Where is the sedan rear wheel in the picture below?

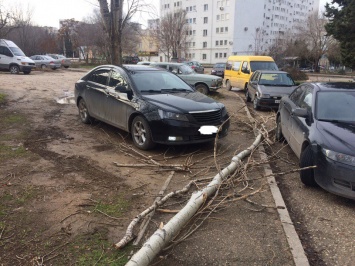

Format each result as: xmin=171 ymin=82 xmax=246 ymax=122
xmin=78 ymin=99 xmax=92 ymax=124
xmin=131 ymin=116 xmax=155 ymax=150
xmin=300 ymin=145 xmax=318 ymax=186
xmin=41 ymin=64 xmax=47 ymax=69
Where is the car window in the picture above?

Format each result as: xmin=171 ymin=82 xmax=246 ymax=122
xmin=131 ymin=71 xmax=193 ymax=93
xmin=250 ymin=61 xmax=278 ymax=72
xmin=226 ymin=61 xmax=232 ymax=70
xmin=259 ymin=73 xmax=295 ymax=86
xmin=316 ymin=91 xmax=355 ymax=121
xmin=0 ymin=46 xmax=13 ymax=57
xmin=179 ymin=64 xmax=194 ymax=74
xmin=289 ymin=86 xmax=306 ymax=106
xmin=250 ymin=72 xmax=258 ymax=82
xmin=87 ymin=68 xmax=110 ymax=86
xmin=232 ymin=61 xmax=241 ymax=71
xmin=241 ymin=61 xmax=249 ymax=72
xmin=298 ymin=86 xmax=313 ymax=109
xmin=108 ymin=70 xmax=128 ymax=88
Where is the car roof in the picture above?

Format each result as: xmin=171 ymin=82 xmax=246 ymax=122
xmin=151 ymin=62 xmax=184 ymax=66
xmin=314 ymin=82 xmax=355 ymax=91
xmin=255 ymin=70 xmax=289 ymax=74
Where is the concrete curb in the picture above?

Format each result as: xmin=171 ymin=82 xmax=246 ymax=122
xmin=237 ymin=94 xmax=310 ymax=266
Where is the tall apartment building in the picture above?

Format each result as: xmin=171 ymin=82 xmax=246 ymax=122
xmin=160 ymin=0 xmax=320 ymax=64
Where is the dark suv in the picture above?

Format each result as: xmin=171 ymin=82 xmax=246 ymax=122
xmin=122 ymin=56 xmax=140 ymax=64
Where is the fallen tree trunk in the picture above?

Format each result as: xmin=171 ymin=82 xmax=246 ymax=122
xmin=125 ymin=133 xmax=263 ymax=266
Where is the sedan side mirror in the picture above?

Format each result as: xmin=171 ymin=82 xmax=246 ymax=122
xmin=115 ymin=85 xmax=133 ymax=100
xmin=292 ymin=107 xmax=308 ymax=118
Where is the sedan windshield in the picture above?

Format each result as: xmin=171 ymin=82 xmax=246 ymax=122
xmin=131 ymin=71 xmax=194 ymax=93
xmin=316 ymin=91 xmax=355 ymax=122
xmin=259 ymin=73 xmax=295 ymax=86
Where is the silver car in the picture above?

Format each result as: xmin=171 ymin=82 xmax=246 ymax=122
xmin=47 ymin=54 xmax=71 ymax=68
xmin=30 ymin=55 xmax=61 ymax=70
xmin=246 ymin=70 xmax=297 ymax=110
xmin=150 ymin=62 xmax=222 ymax=95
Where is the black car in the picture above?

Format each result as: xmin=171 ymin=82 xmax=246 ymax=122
xmin=246 ymin=70 xmax=297 ymax=110
xmin=276 ymin=82 xmax=355 ymax=200
xmin=211 ymin=62 xmax=226 ymax=78
xmin=122 ymin=56 xmax=140 ymax=64
xmin=74 ymin=65 xmax=230 ymax=150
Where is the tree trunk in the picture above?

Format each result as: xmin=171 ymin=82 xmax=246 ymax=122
xmin=125 ymin=134 xmax=263 ymax=266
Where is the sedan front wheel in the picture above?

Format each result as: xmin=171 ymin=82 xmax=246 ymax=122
xmin=131 ymin=116 xmax=155 ymax=150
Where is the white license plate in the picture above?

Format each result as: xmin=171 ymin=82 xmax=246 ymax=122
xmin=275 ymin=100 xmax=280 ymax=103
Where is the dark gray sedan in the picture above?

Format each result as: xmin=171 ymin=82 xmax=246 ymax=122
xmin=276 ymin=82 xmax=355 ymax=200
xmin=74 ymin=65 xmax=230 ymax=150
xmin=246 ymin=70 xmax=297 ymax=110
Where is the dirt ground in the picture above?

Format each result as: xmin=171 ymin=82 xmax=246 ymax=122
xmin=0 ymin=68 xmax=293 ymax=265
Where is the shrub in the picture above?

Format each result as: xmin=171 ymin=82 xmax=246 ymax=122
xmin=282 ymin=66 xmax=309 ymax=81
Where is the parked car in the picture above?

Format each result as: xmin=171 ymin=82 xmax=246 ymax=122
xmin=211 ymin=62 xmax=226 ymax=78
xmin=246 ymin=70 xmax=297 ymax=110
xmin=137 ymin=61 xmax=152 ymax=65
xmin=0 ymin=39 xmax=35 ymax=74
xmin=276 ymin=82 xmax=355 ymax=200
xmin=224 ymin=55 xmax=278 ymax=91
xmin=122 ymin=56 xmax=140 ymax=64
xmin=74 ymin=65 xmax=230 ymax=150
xmin=185 ymin=61 xmax=204 ymax=74
xmin=30 ymin=55 xmax=61 ymax=70
xmin=47 ymin=54 xmax=71 ymax=68
xmin=150 ymin=62 xmax=223 ymax=95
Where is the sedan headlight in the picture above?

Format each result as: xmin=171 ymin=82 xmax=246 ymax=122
xmin=221 ymin=106 xmax=228 ymax=117
xmin=260 ymin=93 xmax=271 ymax=99
xmin=158 ymin=110 xmax=189 ymax=121
xmin=322 ymin=148 xmax=355 ymax=167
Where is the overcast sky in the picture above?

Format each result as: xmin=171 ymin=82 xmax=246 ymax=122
xmin=1 ymin=0 xmax=329 ymax=28
xmin=1 ymin=0 xmax=160 ymax=28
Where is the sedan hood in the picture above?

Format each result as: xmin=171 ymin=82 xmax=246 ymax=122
xmin=142 ymin=92 xmax=222 ymax=113
xmin=316 ymin=121 xmax=355 ymax=155
xmin=259 ymin=85 xmax=297 ymax=97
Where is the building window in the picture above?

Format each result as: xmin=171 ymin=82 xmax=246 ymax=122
xmin=226 ymin=0 xmax=230 ymax=6
xmin=215 ymin=40 xmax=219 ymax=46
xmin=204 ymin=17 xmax=208 ymax=24
xmin=203 ymin=42 xmax=207 ymax=48
xmin=217 ymin=15 xmax=220 ymax=20
xmin=224 ymin=40 xmax=227 ymax=45
xmin=216 ymin=28 xmax=219 ymax=33
xmin=193 ymin=42 xmax=195 ymax=47
xmin=192 ymin=53 xmax=195 ymax=58
xmin=215 ymin=53 xmax=218 ymax=58
xmin=204 ymin=4 xmax=208 ymax=11
xmin=226 ymin=13 xmax=230 ymax=20
xmin=203 ymin=54 xmax=207 ymax=60
xmin=203 ymin=29 xmax=208 ymax=36
xmin=220 ymin=27 xmax=224 ymax=33
xmin=186 ymin=7 xmax=189 ymax=11
xmin=219 ymin=40 xmax=223 ymax=45
xmin=219 ymin=53 xmax=223 ymax=58
xmin=225 ymin=27 xmax=228 ymax=32
xmin=221 ymin=14 xmax=225 ymax=20
xmin=193 ymin=18 xmax=196 ymax=23
xmin=224 ymin=53 xmax=227 ymax=58
xmin=193 ymin=30 xmax=196 ymax=35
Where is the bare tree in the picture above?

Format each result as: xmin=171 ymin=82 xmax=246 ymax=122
xmin=151 ymin=9 xmax=190 ymax=61
xmin=97 ymin=0 xmax=155 ymax=65
xmin=294 ymin=12 xmax=333 ymax=72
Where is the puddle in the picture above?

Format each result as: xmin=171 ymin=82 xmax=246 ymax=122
xmin=56 ymin=96 xmax=75 ymax=104
xmin=56 ymin=89 xmax=75 ymax=104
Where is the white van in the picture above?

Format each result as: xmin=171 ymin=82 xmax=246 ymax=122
xmin=0 ymin=39 xmax=35 ymax=74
